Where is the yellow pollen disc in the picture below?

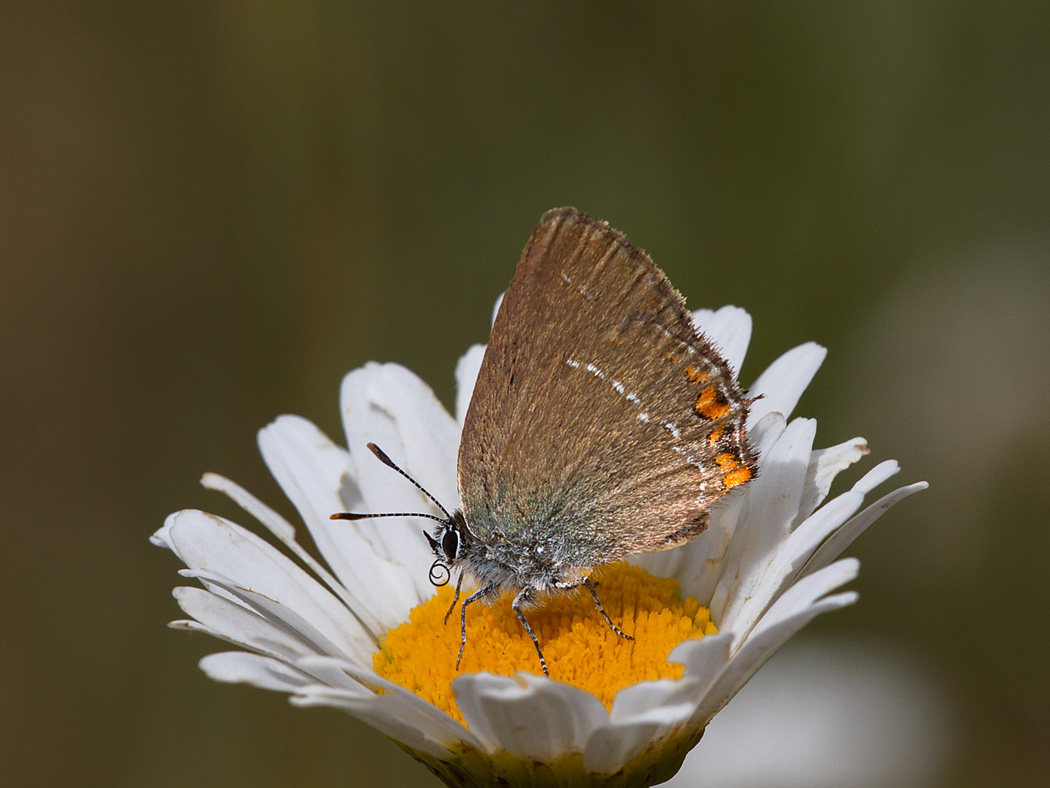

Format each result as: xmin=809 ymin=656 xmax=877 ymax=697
xmin=373 ymin=562 xmax=717 ymax=727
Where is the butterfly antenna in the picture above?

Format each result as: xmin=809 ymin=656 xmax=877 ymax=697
xmin=329 ymin=442 xmax=454 ymax=524
xmin=330 ymin=510 xmax=448 ymax=524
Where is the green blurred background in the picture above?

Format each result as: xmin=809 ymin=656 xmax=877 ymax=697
xmin=3 ymin=3 xmax=1048 ymax=786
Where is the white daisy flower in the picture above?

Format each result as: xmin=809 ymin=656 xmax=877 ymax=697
xmin=153 ymin=303 xmax=925 ymax=788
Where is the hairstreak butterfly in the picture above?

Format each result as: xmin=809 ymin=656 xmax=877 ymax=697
xmin=334 ymin=208 xmax=757 ymax=675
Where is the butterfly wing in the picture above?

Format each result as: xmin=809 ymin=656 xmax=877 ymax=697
xmin=458 ymin=208 xmax=756 ymax=571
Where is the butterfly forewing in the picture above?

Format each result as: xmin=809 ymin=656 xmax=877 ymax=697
xmin=458 ymin=208 xmax=756 ymax=570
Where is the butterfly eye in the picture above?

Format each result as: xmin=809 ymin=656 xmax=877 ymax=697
xmin=441 ymin=528 xmax=459 ymax=560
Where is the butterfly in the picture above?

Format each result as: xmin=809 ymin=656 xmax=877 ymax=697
xmin=334 ymin=208 xmax=757 ymax=675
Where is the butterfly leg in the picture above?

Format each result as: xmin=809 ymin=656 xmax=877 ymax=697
xmin=555 ymin=576 xmax=634 ymax=641
xmin=443 ymin=572 xmax=465 ymax=625
xmin=511 ymin=588 xmax=549 ymax=676
xmin=457 ymin=583 xmax=497 ymax=671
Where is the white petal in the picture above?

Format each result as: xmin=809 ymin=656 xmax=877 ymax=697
xmin=636 ymin=411 xmax=785 ymax=603
xmin=257 ymin=415 xmax=352 ymax=534
xmin=633 ymin=486 xmax=743 ymax=604
xmin=698 ymin=561 xmax=860 ymax=719
xmin=748 ymin=342 xmax=827 ymax=425
xmin=290 ymin=686 xmax=473 ymax=759
xmin=339 ymin=364 xmax=460 ymax=609
xmin=750 ymin=559 xmax=860 ymax=643
xmin=455 ymin=344 xmax=486 ymax=426
xmin=201 ymin=472 xmax=372 ymax=626
xmin=172 ymin=586 xmax=321 ymax=661
xmin=201 ymin=472 xmax=297 ymax=541
xmin=853 ymin=458 xmax=901 ymax=495
xmin=150 ymin=516 xmax=176 ymax=550
xmin=452 ymin=672 xmax=608 ymax=758
xmin=341 ymin=362 xmax=460 ymax=510
xmin=801 ymin=481 xmax=928 ymax=576
xmin=609 ymin=677 xmax=705 ymax=724
xmin=293 ymin=655 xmax=480 ymax=753
xmin=711 ymin=418 xmax=817 ymax=631
xmin=629 ymin=498 xmax=729 ymax=586
xmin=691 ymin=306 xmax=753 ymax=377
xmin=748 ymin=410 xmax=787 ymax=460
xmin=584 ymin=699 xmax=697 ymax=774
xmin=182 ymin=568 xmax=376 ymax=665
xmin=258 ymin=415 xmax=422 ymax=630
xmin=200 ymin=651 xmax=314 ymax=693
xmin=161 ymin=509 xmax=375 ymax=664
xmin=587 ymin=635 xmax=737 ymax=773
xmin=785 ymin=491 xmax=865 ymax=576
xmin=490 ymin=292 xmax=504 ymax=326
xmin=797 ymin=437 xmax=870 ymax=522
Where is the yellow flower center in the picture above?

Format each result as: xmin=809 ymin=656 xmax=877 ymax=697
xmin=374 ymin=561 xmax=716 ymax=726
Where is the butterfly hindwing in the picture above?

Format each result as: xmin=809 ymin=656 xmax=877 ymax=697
xmin=457 ymin=208 xmax=756 ymax=570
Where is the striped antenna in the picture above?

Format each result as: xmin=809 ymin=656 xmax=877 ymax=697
xmin=330 ymin=442 xmax=454 ymax=524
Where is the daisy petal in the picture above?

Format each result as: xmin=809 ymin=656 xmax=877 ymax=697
xmin=200 ymin=651 xmax=314 ymax=693
xmin=802 ymin=482 xmax=928 ymax=576
xmin=609 ymin=677 xmax=706 ymax=724
xmin=202 ymin=472 xmax=297 ymax=542
xmin=750 ymin=559 xmax=861 ymax=643
xmin=159 ymin=510 xmax=375 ymax=663
xmin=172 ymin=586 xmax=321 ymax=661
xmin=291 ymin=685 xmax=474 ymax=759
xmin=258 ymin=415 xmax=423 ymax=629
xmin=853 ymin=458 xmax=901 ymax=495
xmin=182 ymin=568 xmax=374 ymax=664
xmin=639 ymin=487 xmax=744 ymax=605
xmin=340 ymin=362 xmax=460 ymax=512
xmin=453 ymin=673 xmax=608 ymax=758
xmin=700 ymin=561 xmax=860 ymax=718
xmin=455 ymin=344 xmax=486 ymax=426
xmin=583 ymin=702 xmax=697 ymax=774
xmin=671 ymin=632 xmax=735 ymax=691
xmin=691 ymin=306 xmax=752 ymax=377
xmin=749 ymin=410 xmax=788 ymax=460
xmin=786 ymin=491 xmax=866 ymax=574
xmin=797 ymin=437 xmax=870 ymax=521
xmin=295 ymin=655 xmax=480 ymax=749
xmin=711 ymin=417 xmax=817 ymax=631
xmin=748 ymin=342 xmax=827 ymax=424
xmin=338 ymin=364 xmax=460 ymax=606
xmin=201 ymin=472 xmax=371 ymax=622
xmin=651 ymin=409 xmax=785 ymax=603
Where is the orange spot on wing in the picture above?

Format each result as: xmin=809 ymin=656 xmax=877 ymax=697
xmin=723 ymin=467 xmax=753 ymax=489
xmin=686 ymin=365 xmax=708 ymax=383
xmin=715 ymin=451 xmax=739 ymax=470
xmin=695 ymin=385 xmax=730 ymax=420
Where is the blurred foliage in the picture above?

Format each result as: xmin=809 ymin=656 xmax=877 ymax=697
xmin=2 ymin=3 xmax=1048 ymax=787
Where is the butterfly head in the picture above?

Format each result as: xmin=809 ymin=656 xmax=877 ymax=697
xmin=424 ymin=510 xmax=471 ymax=586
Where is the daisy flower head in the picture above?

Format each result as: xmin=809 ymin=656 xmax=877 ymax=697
xmin=154 ymin=210 xmax=925 ymax=788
